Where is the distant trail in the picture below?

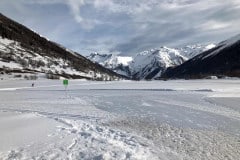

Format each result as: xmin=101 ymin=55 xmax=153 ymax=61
xmin=0 ymin=82 xmax=112 ymax=91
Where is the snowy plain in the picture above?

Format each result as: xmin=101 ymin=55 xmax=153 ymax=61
xmin=0 ymin=79 xmax=240 ymax=160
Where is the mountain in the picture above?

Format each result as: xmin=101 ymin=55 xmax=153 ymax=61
xmin=177 ymin=44 xmax=216 ymax=58
xmin=161 ymin=34 xmax=240 ymax=79
xmin=129 ymin=47 xmax=186 ymax=79
xmin=0 ymin=13 xmax=122 ymax=80
xmin=87 ymin=44 xmax=215 ymax=80
xmin=87 ymin=53 xmax=132 ymax=77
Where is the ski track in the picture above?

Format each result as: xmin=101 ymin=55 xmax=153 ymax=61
xmin=0 ymin=94 xmax=158 ymax=159
xmin=0 ymin=80 xmax=240 ymax=159
xmin=0 ymin=114 xmax=158 ymax=160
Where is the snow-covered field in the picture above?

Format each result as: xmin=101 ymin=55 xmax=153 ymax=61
xmin=0 ymin=79 xmax=240 ymax=160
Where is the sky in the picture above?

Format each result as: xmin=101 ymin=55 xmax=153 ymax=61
xmin=0 ymin=0 xmax=240 ymax=56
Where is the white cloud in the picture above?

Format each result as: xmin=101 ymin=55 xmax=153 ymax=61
xmin=67 ymin=0 xmax=84 ymax=23
xmin=26 ymin=0 xmax=99 ymax=30
xmin=200 ymin=20 xmax=230 ymax=31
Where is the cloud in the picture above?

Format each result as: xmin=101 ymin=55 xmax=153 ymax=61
xmin=200 ymin=20 xmax=230 ymax=31
xmin=66 ymin=0 xmax=84 ymax=23
xmin=1 ymin=0 xmax=240 ymax=56
xmin=109 ymin=0 xmax=240 ymax=54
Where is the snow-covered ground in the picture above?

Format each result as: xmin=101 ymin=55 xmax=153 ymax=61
xmin=0 ymin=79 xmax=240 ymax=159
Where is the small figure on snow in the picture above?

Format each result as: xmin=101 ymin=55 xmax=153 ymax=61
xmin=32 ymin=83 xmax=34 ymax=87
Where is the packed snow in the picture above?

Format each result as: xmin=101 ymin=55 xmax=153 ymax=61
xmin=0 ymin=79 xmax=240 ymax=159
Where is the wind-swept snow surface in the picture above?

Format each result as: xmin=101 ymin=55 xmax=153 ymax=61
xmin=0 ymin=80 xmax=240 ymax=159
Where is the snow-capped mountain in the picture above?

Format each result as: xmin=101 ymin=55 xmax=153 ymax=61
xmin=0 ymin=13 xmax=121 ymax=80
xmin=88 ymin=44 xmax=215 ymax=80
xmin=162 ymin=34 xmax=240 ymax=79
xmin=87 ymin=53 xmax=133 ymax=77
xmin=129 ymin=47 xmax=187 ymax=79
xmin=177 ymin=44 xmax=216 ymax=58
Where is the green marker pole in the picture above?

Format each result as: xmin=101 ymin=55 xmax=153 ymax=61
xmin=63 ymin=79 xmax=68 ymax=97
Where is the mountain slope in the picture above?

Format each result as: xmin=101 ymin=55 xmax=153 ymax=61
xmin=177 ymin=44 xmax=216 ymax=58
xmin=87 ymin=53 xmax=132 ymax=77
xmin=129 ymin=47 xmax=187 ymax=79
xmin=87 ymin=44 xmax=215 ymax=80
xmin=0 ymin=13 xmax=121 ymax=80
xmin=162 ymin=34 xmax=240 ymax=79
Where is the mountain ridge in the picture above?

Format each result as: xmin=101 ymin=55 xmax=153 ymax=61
xmin=87 ymin=44 xmax=215 ymax=80
xmin=0 ymin=13 xmax=122 ymax=80
xmin=161 ymin=34 xmax=240 ymax=79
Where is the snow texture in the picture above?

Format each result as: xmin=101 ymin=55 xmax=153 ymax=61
xmin=0 ymin=79 xmax=240 ymax=160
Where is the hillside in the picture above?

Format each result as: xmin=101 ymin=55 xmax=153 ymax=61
xmin=161 ymin=34 xmax=240 ymax=79
xmin=0 ymin=13 xmax=121 ymax=80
